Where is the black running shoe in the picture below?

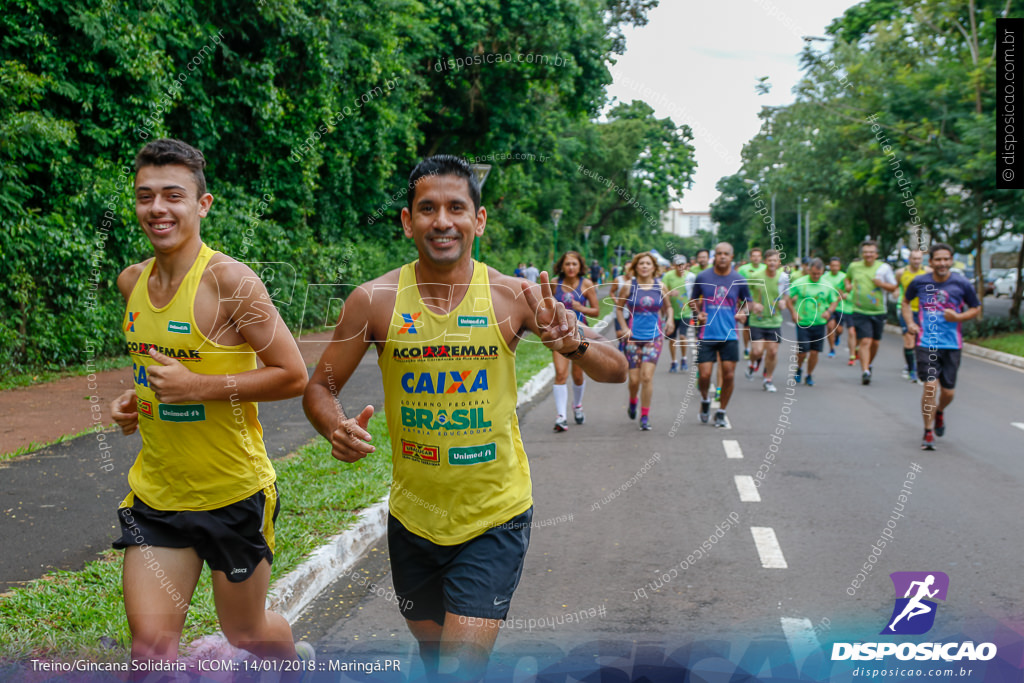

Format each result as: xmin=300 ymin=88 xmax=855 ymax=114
xmin=862 ymin=370 xmax=871 ymax=385
xmin=700 ymin=399 xmax=711 ymax=423
xmin=934 ymin=411 xmax=945 ymax=437
xmin=713 ymin=410 xmax=727 ymax=428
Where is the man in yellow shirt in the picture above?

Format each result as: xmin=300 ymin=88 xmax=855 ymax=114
xmin=303 ymin=155 xmax=626 ymax=680
xmin=108 ymin=139 xmax=309 ymax=665
xmin=895 ymin=249 xmax=931 ymax=382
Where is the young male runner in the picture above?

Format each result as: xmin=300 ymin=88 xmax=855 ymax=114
xmin=692 ymin=242 xmax=761 ymax=427
xmin=787 ymin=258 xmax=838 ymax=387
xmin=108 ymin=139 xmax=309 ymax=665
xmin=662 ymin=254 xmax=691 ymax=373
xmin=895 ymin=250 xmax=931 ymax=382
xmin=745 ymin=249 xmax=789 ymax=392
xmin=903 ymin=243 xmax=980 ymax=450
xmin=820 ymin=257 xmax=851 ymax=360
xmin=737 ymin=248 xmax=766 ymax=359
xmin=302 ymin=155 xmax=626 ymax=680
xmin=845 ymin=240 xmax=898 ymax=385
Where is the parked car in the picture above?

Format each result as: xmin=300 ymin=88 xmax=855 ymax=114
xmin=985 ymin=268 xmax=1010 ymax=295
xmin=994 ymin=271 xmax=1021 ymax=297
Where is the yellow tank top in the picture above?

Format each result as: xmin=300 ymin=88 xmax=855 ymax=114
xmin=900 ymin=267 xmax=926 ymax=312
xmin=122 ymin=243 xmax=275 ymax=511
xmin=380 ymin=261 xmax=532 ymax=545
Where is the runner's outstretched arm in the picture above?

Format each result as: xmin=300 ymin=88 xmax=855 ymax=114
xmin=521 ymin=273 xmax=627 ymax=383
xmin=303 ymin=283 xmax=379 ymax=463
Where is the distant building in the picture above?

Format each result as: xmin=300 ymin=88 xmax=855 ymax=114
xmin=661 ymin=208 xmax=718 ymax=238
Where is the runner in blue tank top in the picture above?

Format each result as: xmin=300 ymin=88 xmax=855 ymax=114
xmin=615 ymin=252 xmax=674 ymax=431
xmin=551 ymin=251 xmax=600 ymax=432
xmin=692 ymin=242 xmax=761 ymax=427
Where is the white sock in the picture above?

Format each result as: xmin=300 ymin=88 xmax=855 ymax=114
xmin=572 ymin=380 xmax=586 ymax=408
xmin=553 ymin=384 xmax=568 ymax=420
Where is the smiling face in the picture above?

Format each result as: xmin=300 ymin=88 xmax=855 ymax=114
xmin=861 ymin=243 xmax=878 ymax=265
xmin=930 ymin=248 xmax=953 ymax=279
xmin=401 ymin=174 xmax=484 ymax=267
xmin=764 ymin=252 xmax=780 ymax=273
xmin=134 ymin=164 xmax=212 ymax=254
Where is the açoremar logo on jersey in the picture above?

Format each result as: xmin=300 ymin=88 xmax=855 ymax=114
xmin=398 ymin=312 xmax=422 ymax=334
xmin=882 ymin=571 xmax=948 ymax=635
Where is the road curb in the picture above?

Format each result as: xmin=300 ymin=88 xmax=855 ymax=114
xmin=883 ymin=323 xmax=1024 ymax=370
xmin=268 ymin=312 xmax=616 ymax=624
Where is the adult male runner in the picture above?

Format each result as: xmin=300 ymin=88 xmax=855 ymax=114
xmin=694 ymin=248 xmax=711 ymax=272
xmin=903 ymin=243 xmax=980 ymax=450
xmin=745 ymin=249 xmax=789 ymax=392
xmin=845 ymin=240 xmax=898 ymax=385
xmin=820 ymin=257 xmax=852 ymax=361
xmin=737 ymin=248 xmax=766 ymax=359
xmin=662 ymin=254 xmax=691 ymax=373
xmin=302 ymin=155 xmax=626 ymax=680
xmin=787 ymin=258 xmax=838 ymax=387
xmin=895 ymin=249 xmax=931 ymax=382
xmin=692 ymin=242 xmax=761 ymax=427
xmin=108 ymin=139 xmax=310 ymax=665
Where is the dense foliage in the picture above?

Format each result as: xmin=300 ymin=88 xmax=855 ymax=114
xmin=0 ymin=0 xmax=695 ymax=372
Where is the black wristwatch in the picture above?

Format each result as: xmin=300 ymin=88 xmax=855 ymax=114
xmin=560 ymin=327 xmax=589 ymax=360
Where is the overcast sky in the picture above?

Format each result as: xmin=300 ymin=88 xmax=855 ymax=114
xmin=606 ymin=0 xmax=860 ymax=213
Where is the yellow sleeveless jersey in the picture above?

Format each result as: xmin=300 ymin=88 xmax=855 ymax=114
xmin=900 ymin=267 xmax=926 ymax=312
xmin=122 ymin=243 xmax=274 ymax=511
xmin=380 ymin=261 xmax=532 ymax=545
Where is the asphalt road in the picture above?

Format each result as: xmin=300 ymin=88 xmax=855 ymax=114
xmin=0 ymin=352 xmax=385 ymax=591
xmin=290 ymin=323 xmax=1024 ymax=681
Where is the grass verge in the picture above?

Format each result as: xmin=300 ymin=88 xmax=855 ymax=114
xmin=1 ymin=425 xmax=120 ymax=462
xmin=973 ymin=332 xmax=1024 ymax=357
xmin=0 ymin=416 xmax=392 ymax=661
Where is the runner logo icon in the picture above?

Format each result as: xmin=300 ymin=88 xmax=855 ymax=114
xmin=882 ymin=571 xmax=949 ymax=635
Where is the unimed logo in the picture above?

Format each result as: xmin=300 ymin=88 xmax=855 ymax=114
xmin=831 ymin=571 xmax=997 ymax=663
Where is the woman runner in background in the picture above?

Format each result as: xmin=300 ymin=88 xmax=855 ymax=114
xmin=551 ymin=250 xmax=600 ymax=431
xmin=615 ymin=252 xmax=674 ymax=431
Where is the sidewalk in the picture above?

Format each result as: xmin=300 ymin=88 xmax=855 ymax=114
xmin=0 ymin=334 xmax=387 ymax=590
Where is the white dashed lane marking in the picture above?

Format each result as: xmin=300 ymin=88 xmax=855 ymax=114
xmin=780 ymin=616 xmax=822 ymax=663
xmin=751 ymin=526 xmax=788 ymax=568
xmin=722 ymin=439 xmax=743 ymax=459
xmin=734 ymin=475 xmax=761 ymax=502
xmin=1012 ymin=422 xmax=1024 ymax=433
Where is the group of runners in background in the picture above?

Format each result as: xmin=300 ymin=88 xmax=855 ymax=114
xmin=543 ymin=240 xmax=980 ymax=450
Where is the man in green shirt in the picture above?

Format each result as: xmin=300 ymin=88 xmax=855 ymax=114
xmin=820 ymin=256 xmax=853 ymax=361
xmin=737 ymin=248 xmax=766 ymax=360
xmin=845 ymin=240 xmax=899 ymax=385
xmin=745 ymin=249 xmax=789 ymax=392
xmin=662 ymin=254 xmax=692 ymax=373
xmin=787 ymin=258 xmax=838 ymax=387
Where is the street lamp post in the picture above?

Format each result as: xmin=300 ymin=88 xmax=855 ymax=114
xmin=582 ymin=224 xmax=592 ymax=261
xmin=601 ymin=234 xmax=611 ymax=275
xmin=469 ymin=163 xmax=492 ymax=260
xmin=550 ymin=208 xmax=563 ymax=270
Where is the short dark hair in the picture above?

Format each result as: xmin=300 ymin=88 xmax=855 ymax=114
xmin=696 ymin=248 xmax=709 ymax=258
xmin=860 ymin=239 xmax=879 ymax=251
xmin=763 ymin=249 xmax=780 ymax=260
xmin=134 ymin=138 xmax=207 ymax=197
xmin=929 ymin=242 xmax=954 ymax=259
xmin=749 ymin=247 xmax=763 ymax=256
xmin=407 ymin=154 xmax=480 ymax=212
xmin=830 ymin=256 xmax=841 ymax=262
